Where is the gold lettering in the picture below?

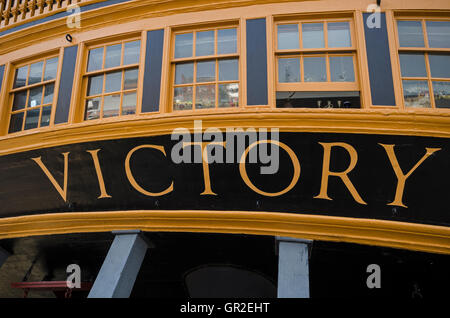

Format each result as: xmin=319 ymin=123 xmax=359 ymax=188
xmin=87 ymin=149 xmax=112 ymax=199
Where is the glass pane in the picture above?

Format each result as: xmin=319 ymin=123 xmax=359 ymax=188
xmin=428 ymin=54 xmax=450 ymax=78
xmin=124 ymin=41 xmax=141 ymax=65
xmin=328 ymin=22 xmax=351 ymax=48
xmin=28 ymin=86 xmax=43 ymax=108
xmin=85 ymin=97 xmax=101 ymax=120
xmin=9 ymin=112 xmax=24 ymax=133
xmin=104 ymin=71 xmax=122 ymax=93
xmin=399 ymin=53 xmax=427 ymax=77
xmin=43 ymin=83 xmax=55 ymax=104
xmin=278 ymin=58 xmax=300 ymax=83
xmin=433 ymin=81 xmax=450 ymax=108
xmin=124 ymin=68 xmax=139 ymax=90
xmin=122 ymin=92 xmax=137 ymax=115
xmin=218 ymin=28 xmax=237 ymax=54
xmin=173 ymin=86 xmax=193 ymax=110
xmin=43 ymin=57 xmax=58 ymax=81
xmin=87 ymin=47 xmax=104 ymax=72
xmin=103 ymin=94 xmax=120 ymax=118
xmin=426 ymin=21 xmax=450 ymax=48
xmin=40 ymin=106 xmax=51 ymax=127
xmin=219 ymin=59 xmax=238 ymax=81
xmin=88 ymin=74 xmax=104 ymax=96
xmin=196 ymin=31 xmax=214 ymax=56
xmin=219 ymin=83 xmax=239 ymax=108
xmin=12 ymin=90 xmax=27 ymax=111
xmin=14 ymin=66 xmax=28 ymax=88
xmin=175 ymin=33 xmax=193 ymax=58
xmin=397 ymin=21 xmax=424 ymax=47
xmin=304 ymin=56 xmax=327 ymax=82
xmin=28 ymin=61 xmax=44 ymax=85
xmin=175 ymin=63 xmax=194 ymax=84
xmin=195 ymin=85 xmax=215 ymax=109
xmin=105 ymin=44 xmax=122 ymax=69
xmin=24 ymin=108 xmax=40 ymax=130
xmin=196 ymin=61 xmax=215 ymax=83
xmin=402 ymin=80 xmax=431 ymax=108
xmin=330 ymin=56 xmax=355 ymax=82
xmin=277 ymin=24 xmax=299 ymax=50
xmin=302 ymin=23 xmax=324 ymax=49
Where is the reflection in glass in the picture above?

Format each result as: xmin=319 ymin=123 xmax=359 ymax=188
xmin=219 ymin=59 xmax=238 ymax=81
xmin=196 ymin=31 xmax=215 ymax=56
xmin=14 ymin=66 xmax=28 ymax=88
xmin=9 ymin=112 xmax=24 ymax=133
xmin=399 ymin=53 xmax=427 ymax=77
xmin=433 ymin=81 xmax=450 ymax=108
xmin=219 ymin=83 xmax=239 ymax=107
xmin=218 ymin=28 xmax=237 ymax=54
xmin=104 ymin=71 xmax=122 ymax=93
xmin=196 ymin=85 xmax=216 ymax=109
xmin=304 ymin=56 xmax=326 ymax=82
xmin=41 ymin=106 xmax=51 ymax=127
xmin=28 ymin=62 xmax=43 ymax=85
xmin=175 ymin=33 xmax=193 ymax=58
xmin=196 ymin=61 xmax=215 ymax=83
xmin=88 ymin=75 xmax=103 ymax=96
xmin=173 ymin=86 xmax=193 ymax=110
xmin=12 ymin=91 xmax=27 ymax=111
xmin=43 ymin=83 xmax=55 ymax=104
xmin=428 ymin=54 xmax=450 ymax=78
xmin=397 ymin=21 xmax=424 ymax=47
xmin=105 ymin=44 xmax=122 ymax=69
xmin=328 ymin=22 xmax=351 ymax=47
xmin=277 ymin=24 xmax=299 ymax=50
xmin=330 ymin=56 xmax=355 ymax=82
xmin=302 ymin=23 xmax=324 ymax=49
xmin=85 ymin=97 xmax=101 ymax=120
xmin=88 ymin=47 xmax=104 ymax=72
xmin=175 ymin=63 xmax=194 ymax=84
xmin=402 ymin=80 xmax=430 ymax=107
xmin=124 ymin=68 xmax=139 ymax=90
xmin=426 ymin=21 xmax=450 ymax=48
xmin=103 ymin=94 xmax=120 ymax=118
xmin=28 ymin=86 xmax=43 ymax=108
xmin=124 ymin=41 xmax=141 ymax=65
xmin=44 ymin=58 xmax=58 ymax=81
xmin=24 ymin=108 xmax=40 ymax=130
xmin=122 ymin=92 xmax=137 ymax=115
xmin=278 ymin=58 xmax=300 ymax=83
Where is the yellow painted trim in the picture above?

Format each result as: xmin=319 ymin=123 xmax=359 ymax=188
xmin=0 ymin=210 xmax=448 ymax=255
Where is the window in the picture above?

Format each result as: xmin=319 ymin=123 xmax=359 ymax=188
xmin=83 ymin=38 xmax=141 ymax=120
xmin=274 ymin=18 xmax=360 ymax=108
xmin=171 ymin=26 xmax=240 ymax=111
xmin=8 ymin=56 xmax=59 ymax=133
xmin=396 ymin=19 xmax=450 ymax=109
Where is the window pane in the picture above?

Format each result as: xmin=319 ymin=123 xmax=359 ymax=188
xmin=14 ymin=66 xmax=28 ymax=88
xmin=105 ymin=44 xmax=122 ymax=69
xmin=104 ymin=71 xmax=122 ymax=93
xmin=397 ymin=21 xmax=424 ymax=47
xmin=122 ymin=92 xmax=137 ymax=115
xmin=277 ymin=24 xmax=299 ymax=50
xmin=219 ymin=59 xmax=238 ymax=81
xmin=330 ymin=56 xmax=355 ymax=82
xmin=433 ymin=81 xmax=450 ymax=108
xmin=302 ymin=23 xmax=324 ymax=49
xmin=28 ymin=86 xmax=43 ymax=108
xmin=195 ymin=85 xmax=215 ymax=109
xmin=175 ymin=63 xmax=194 ymax=84
xmin=399 ymin=53 xmax=427 ymax=77
xmin=12 ymin=90 xmax=27 ymax=111
xmin=196 ymin=31 xmax=214 ymax=56
xmin=175 ymin=33 xmax=193 ymax=58
xmin=40 ymin=106 xmax=51 ymax=127
xmin=87 ymin=47 xmax=104 ymax=72
xmin=426 ymin=21 xmax=450 ymax=48
xmin=173 ymin=86 xmax=193 ymax=110
xmin=197 ymin=61 xmax=215 ymax=83
xmin=103 ymin=94 xmax=120 ymax=118
xmin=44 ymin=57 xmax=58 ymax=81
xmin=124 ymin=41 xmax=141 ymax=65
xmin=218 ymin=28 xmax=237 ymax=54
xmin=219 ymin=83 xmax=239 ymax=107
xmin=328 ymin=22 xmax=351 ymax=48
xmin=403 ymin=80 xmax=430 ymax=108
xmin=8 ymin=112 xmax=24 ymax=133
xmin=24 ymin=108 xmax=40 ymax=130
xmin=28 ymin=61 xmax=44 ymax=85
xmin=43 ymin=83 xmax=55 ymax=104
xmin=304 ymin=56 xmax=327 ymax=82
xmin=428 ymin=54 xmax=450 ymax=78
xmin=278 ymin=58 xmax=300 ymax=83
xmin=88 ymin=75 xmax=104 ymax=96
xmin=124 ymin=68 xmax=139 ymax=90
xmin=85 ymin=97 xmax=101 ymax=120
